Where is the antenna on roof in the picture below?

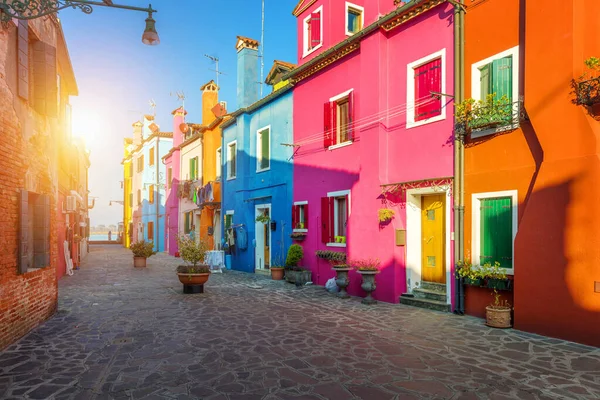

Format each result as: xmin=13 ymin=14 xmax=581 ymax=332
xmin=149 ymin=99 xmax=157 ymax=116
xmin=204 ymin=54 xmax=227 ymax=86
xmin=170 ymin=91 xmax=186 ymax=122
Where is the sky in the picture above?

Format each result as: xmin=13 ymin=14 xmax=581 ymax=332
xmin=60 ymin=0 xmax=298 ymax=227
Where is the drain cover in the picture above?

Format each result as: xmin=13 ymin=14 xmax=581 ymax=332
xmin=112 ymin=338 xmax=134 ymax=345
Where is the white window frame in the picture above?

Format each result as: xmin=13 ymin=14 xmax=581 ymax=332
xmin=302 ymin=5 xmax=323 ymax=58
xmin=328 ymin=89 xmax=354 ymax=151
xmin=256 ymin=125 xmax=271 ymax=173
xmin=345 ymin=2 xmax=364 ymax=36
xmin=227 ymin=140 xmax=237 ymax=180
xmin=406 ymin=48 xmax=447 ymax=129
xmin=470 ymin=46 xmax=520 ymax=138
xmin=326 ymin=189 xmax=350 ymax=247
xmin=471 ymin=190 xmax=518 ymax=275
xmin=216 ymin=147 xmax=222 ymax=180
xmin=293 ymin=200 xmax=308 ymax=233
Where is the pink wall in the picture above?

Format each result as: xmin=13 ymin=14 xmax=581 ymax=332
xmin=164 ymin=109 xmax=184 ymax=256
xmin=293 ymin=3 xmax=455 ymax=304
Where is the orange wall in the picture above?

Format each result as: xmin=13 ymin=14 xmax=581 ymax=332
xmin=464 ymin=0 xmax=600 ymax=346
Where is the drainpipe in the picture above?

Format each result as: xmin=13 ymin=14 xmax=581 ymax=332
xmin=453 ymin=0 xmax=465 ymax=315
xmin=156 ymin=142 xmax=160 ymax=252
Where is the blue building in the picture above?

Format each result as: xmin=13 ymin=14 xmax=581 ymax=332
xmin=221 ymin=36 xmax=295 ymax=273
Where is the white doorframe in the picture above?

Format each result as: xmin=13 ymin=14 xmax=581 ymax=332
xmin=405 ymin=187 xmax=452 ymax=303
xmin=254 ymin=204 xmax=272 ymax=271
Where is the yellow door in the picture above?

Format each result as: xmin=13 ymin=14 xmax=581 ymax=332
xmin=421 ymin=194 xmax=445 ymax=284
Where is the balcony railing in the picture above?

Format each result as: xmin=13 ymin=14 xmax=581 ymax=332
xmin=456 ymin=98 xmax=524 ymax=137
xmin=575 ymin=76 xmax=600 ymax=106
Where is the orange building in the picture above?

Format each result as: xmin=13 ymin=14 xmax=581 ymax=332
xmin=460 ymin=0 xmax=600 ymax=346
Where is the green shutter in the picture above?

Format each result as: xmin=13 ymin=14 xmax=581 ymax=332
xmin=184 ymin=212 xmax=190 ymax=234
xmin=492 ymin=56 xmax=513 ymax=101
xmin=479 ymin=64 xmax=492 ymax=99
xmin=225 ymin=214 xmax=232 ymax=230
xmin=480 ymin=197 xmax=513 ymax=269
xmin=189 ymin=158 xmax=196 ymax=180
xmin=261 ymin=129 xmax=269 ymax=170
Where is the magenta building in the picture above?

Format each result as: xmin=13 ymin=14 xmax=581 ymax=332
xmin=287 ymin=0 xmax=455 ymax=306
xmin=163 ymin=107 xmax=186 ymax=256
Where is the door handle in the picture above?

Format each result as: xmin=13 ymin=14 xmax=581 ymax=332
xmin=424 ymin=236 xmax=433 ymax=244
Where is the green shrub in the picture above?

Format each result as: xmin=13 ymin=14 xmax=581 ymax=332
xmin=130 ymin=240 xmax=156 ymax=258
xmin=177 ymin=236 xmax=209 ymax=268
xmin=285 ymin=244 xmax=304 ymax=268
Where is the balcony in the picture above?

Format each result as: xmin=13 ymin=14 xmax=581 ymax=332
xmin=456 ymin=96 xmax=525 ymax=138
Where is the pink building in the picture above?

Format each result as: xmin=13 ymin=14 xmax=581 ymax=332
xmin=288 ymin=0 xmax=455 ymax=307
xmin=163 ymin=107 xmax=186 ymax=256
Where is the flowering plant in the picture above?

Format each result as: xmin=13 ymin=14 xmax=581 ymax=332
xmin=351 ymin=258 xmax=381 ymax=272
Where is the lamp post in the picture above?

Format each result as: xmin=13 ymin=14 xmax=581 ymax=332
xmin=0 ymin=0 xmax=159 ymax=45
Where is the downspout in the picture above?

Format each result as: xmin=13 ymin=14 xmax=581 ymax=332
xmin=453 ymin=0 xmax=465 ymax=314
xmin=156 ymin=142 xmax=160 ymax=252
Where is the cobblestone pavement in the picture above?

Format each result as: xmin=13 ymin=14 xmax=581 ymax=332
xmin=1 ymin=246 xmax=600 ymax=400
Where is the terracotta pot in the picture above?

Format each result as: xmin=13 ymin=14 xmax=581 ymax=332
xmin=486 ymin=306 xmax=512 ymax=328
xmin=133 ymin=257 xmax=147 ymax=268
xmin=271 ymin=267 xmax=284 ymax=280
xmin=177 ymin=272 xmax=210 ymax=286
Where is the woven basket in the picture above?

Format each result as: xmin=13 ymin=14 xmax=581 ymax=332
xmin=486 ymin=306 xmax=512 ymax=328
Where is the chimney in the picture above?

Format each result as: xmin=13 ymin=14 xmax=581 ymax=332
xmin=132 ymin=121 xmax=143 ymax=146
xmin=171 ymin=106 xmax=187 ymax=147
xmin=200 ymin=80 xmax=219 ymax=126
xmin=236 ymin=36 xmax=260 ymax=109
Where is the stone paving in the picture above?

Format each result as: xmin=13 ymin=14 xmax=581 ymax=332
xmin=1 ymin=246 xmax=600 ymax=400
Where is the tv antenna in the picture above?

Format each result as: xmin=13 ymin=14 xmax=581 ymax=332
xmin=148 ymin=99 xmax=157 ymax=116
xmin=204 ymin=54 xmax=226 ymax=86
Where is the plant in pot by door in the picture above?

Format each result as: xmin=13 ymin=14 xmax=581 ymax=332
xmin=285 ymin=244 xmax=311 ymax=285
xmin=352 ymin=258 xmax=381 ymax=305
xmin=483 ymin=262 xmax=512 ymax=328
xmin=130 ymin=240 xmax=156 ymax=268
xmin=176 ymin=236 xmax=210 ymax=294
xmin=270 ymin=254 xmax=285 ymax=281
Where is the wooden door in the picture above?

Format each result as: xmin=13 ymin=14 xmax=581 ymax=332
xmin=421 ymin=194 xmax=446 ymax=283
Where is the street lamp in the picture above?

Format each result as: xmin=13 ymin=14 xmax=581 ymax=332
xmin=0 ymin=1 xmax=159 ymax=46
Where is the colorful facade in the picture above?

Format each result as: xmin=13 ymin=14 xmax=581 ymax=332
xmin=163 ymin=108 xmax=185 ymax=256
xmin=221 ymin=36 xmax=295 ymax=273
xmin=460 ymin=0 xmax=600 ymax=347
xmin=287 ymin=0 xmax=455 ymax=304
xmin=123 ymin=137 xmax=134 ymax=248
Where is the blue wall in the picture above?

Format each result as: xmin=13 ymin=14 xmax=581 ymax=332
xmin=222 ymin=90 xmax=294 ymax=272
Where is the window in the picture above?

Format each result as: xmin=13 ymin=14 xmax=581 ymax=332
xmin=292 ymin=201 xmax=308 ymax=232
xmin=346 ymin=3 xmax=364 ymax=35
xmin=227 ymin=141 xmax=237 ymax=180
xmin=257 ymin=126 xmax=270 ymax=172
xmin=406 ymin=49 xmax=446 ymax=128
xmin=472 ymin=191 xmax=518 ymax=275
xmin=137 ymin=155 xmax=144 ymax=172
xmin=147 ymin=221 xmax=154 ymax=242
xmin=18 ymin=190 xmax=50 ymax=273
xmin=184 ymin=211 xmax=194 ymax=234
xmin=225 ymin=211 xmax=234 ymax=231
xmin=216 ymin=147 xmax=222 ymax=180
xmin=321 ymin=190 xmax=350 ymax=246
xmin=149 ymin=185 xmax=155 ymax=204
xmin=324 ymin=90 xmax=354 ymax=149
xmin=149 ymin=147 xmax=155 ymax=166
xmin=137 ymin=189 xmax=141 ymax=205
xmin=188 ymin=157 xmax=199 ymax=181
xmin=167 ymin=167 xmax=172 ymax=189
xmin=303 ymin=6 xmax=323 ymax=57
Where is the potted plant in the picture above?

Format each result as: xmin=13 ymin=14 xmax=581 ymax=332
xmin=327 ymin=253 xmax=351 ymax=298
xmin=130 ymin=240 xmax=156 ymax=268
xmin=378 ymin=208 xmax=394 ymax=224
xmin=270 ymin=254 xmax=285 ymax=281
xmin=455 ymin=258 xmax=483 ymax=286
xmin=455 ymin=94 xmax=514 ymax=133
xmin=176 ymin=236 xmax=210 ymax=294
xmin=352 ymin=258 xmax=381 ymax=305
xmin=486 ymin=291 xmax=512 ymax=329
xmin=290 ymin=232 xmax=307 ymax=241
xmin=284 ymin=244 xmax=311 ymax=285
xmin=256 ymin=213 xmax=270 ymax=224
xmin=571 ymin=56 xmax=600 ymax=115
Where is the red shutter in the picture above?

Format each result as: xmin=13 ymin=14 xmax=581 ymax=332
xmin=331 ymin=101 xmax=338 ymax=145
xmin=414 ymin=59 xmax=442 ymax=122
xmin=324 ymin=102 xmax=333 ymax=148
xmin=428 ymin=58 xmax=442 ymax=117
xmin=347 ymin=91 xmax=354 ymax=141
xmin=414 ymin=63 xmax=429 ymax=122
xmin=292 ymin=205 xmax=298 ymax=229
xmin=321 ymin=197 xmax=333 ymax=244
xmin=304 ymin=204 xmax=309 ymax=230
xmin=311 ymin=12 xmax=321 ymax=47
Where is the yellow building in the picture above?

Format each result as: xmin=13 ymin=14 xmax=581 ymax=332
xmin=122 ymin=137 xmax=134 ymax=248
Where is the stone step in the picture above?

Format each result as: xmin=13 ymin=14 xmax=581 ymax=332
xmin=420 ymin=281 xmax=447 ymax=292
xmin=399 ymin=294 xmax=451 ymax=313
xmin=412 ymin=287 xmax=447 ymax=302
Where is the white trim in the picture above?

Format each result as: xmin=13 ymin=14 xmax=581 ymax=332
xmin=327 ymin=243 xmax=347 ymax=248
xmin=215 ymin=147 xmax=222 ymax=180
xmin=226 ymin=140 xmax=237 ymax=180
xmin=226 ymin=210 xmax=235 ymax=215
xmin=345 ymin=2 xmax=364 ymax=36
xmin=405 ymin=186 xmax=452 ymax=303
xmin=293 ymin=229 xmax=308 ymax=233
xmin=471 ymin=190 xmax=518 ymax=276
xmin=327 ymin=189 xmax=351 ymax=198
xmin=406 ymin=48 xmax=447 ymax=129
xmin=256 ymin=125 xmax=271 ymax=173
xmin=327 ymin=190 xmax=350 ymax=242
xmin=254 ymin=204 xmax=272 ymax=271
xmin=293 ymin=201 xmax=308 ymax=206
xmin=470 ymin=46 xmax=520 ymax=138
xmin=329 ymin=88 xmax=354 ymax=103
xmin=328 ymin=141 xmax=353 ymax=151
xmin=302 ymin=5 xmax=324 ymax=58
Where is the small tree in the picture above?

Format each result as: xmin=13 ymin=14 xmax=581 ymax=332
xmin=176 ymin=236 xmax=210 ymax=273
xmin=130 ymin=240 xmax=156 ymax=258
xmin=285 ymin=244 xmax=304 ymax=270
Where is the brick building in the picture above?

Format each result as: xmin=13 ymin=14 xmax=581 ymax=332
xmin=0 ymin=16 xmax=78 ymax=350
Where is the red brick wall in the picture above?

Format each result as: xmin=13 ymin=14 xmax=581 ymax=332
xmin=0 ymin=24 xmax=60 ymax=351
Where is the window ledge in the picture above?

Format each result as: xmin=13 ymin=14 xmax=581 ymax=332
xmin=302 ymin=42 xmax=323 ymax=59
xmin=327 ymin=243 xmax=347 ymax=247
xmin=328 ymin=141 xmax=353 ymax=151
xmin=406 ymin=114 xmax=446 ymax=129
xmin=256 ymin=167 xmax=271 ymax=173
xmin=293 ymin=229 xmax=308 ymax=233
xmin=470 ymin=121 xmax=520 ymax=139
xmin=227 ymin=176 xmax=236 ymax=181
